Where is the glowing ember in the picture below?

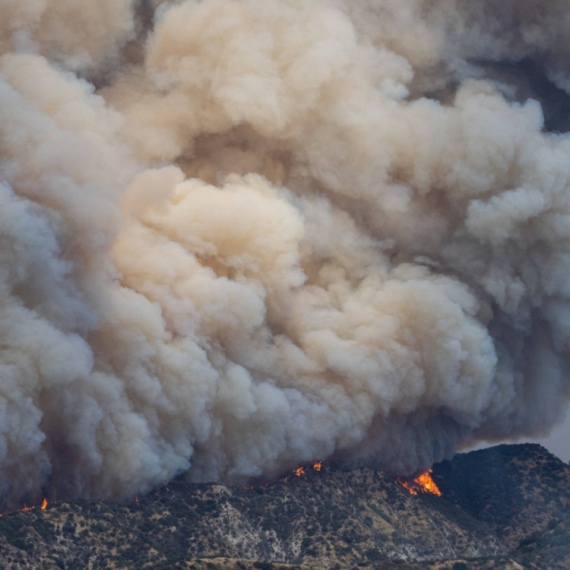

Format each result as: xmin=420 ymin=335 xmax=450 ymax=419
xmin=294 ymin=467 xmax=306 ymax=477
xmin=313 ymin=462 xmax=323 ymax=471
xmin=41 ymin=498 xmax=48 ymax=510
xmin=397 ymin=470 xmax=442 ymax=496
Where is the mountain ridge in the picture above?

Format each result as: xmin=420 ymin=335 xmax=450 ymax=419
xmin=0 ymin=444 xmax=568 ymax=569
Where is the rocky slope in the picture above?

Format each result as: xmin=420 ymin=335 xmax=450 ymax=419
xmin=0 ymin=444 xmax=567 ymax=569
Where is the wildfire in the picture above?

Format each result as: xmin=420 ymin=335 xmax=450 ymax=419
xmin=294 ymin=463 xmax=322 ymax=477
xmin=244 ymin=461 xmax=324 ymax=490
xmin=0 ymin=499 xmax=49 ymax=518
xmin=397 ymin=470 xmax=442 ymax=497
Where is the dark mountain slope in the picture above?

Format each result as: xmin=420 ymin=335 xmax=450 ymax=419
xmin=432 ymin=444 xmax=570 ymax=549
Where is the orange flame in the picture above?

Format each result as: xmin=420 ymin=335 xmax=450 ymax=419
xmin=244 ymin=461 xmax=323 ymax=489
xmin=397 ymin=470 xmax=441 ymax=496
xmin=0 ymin=498 xmax=52 ymax=518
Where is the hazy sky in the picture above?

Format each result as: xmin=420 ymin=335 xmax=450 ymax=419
xmin=471 ymin=408 xmax=570 ymax=463
xmin=536 ymin=410 xmax=570 ymax=462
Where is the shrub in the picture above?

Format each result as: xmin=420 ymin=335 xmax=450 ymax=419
xmin=365 ymin=548 xmax=381 ymax=561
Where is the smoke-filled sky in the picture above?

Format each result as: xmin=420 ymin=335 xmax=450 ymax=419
xmin=539 ymin=412 xmax=570 ymax=462
xmin=1 ymin=0 xmax=570 ymax=508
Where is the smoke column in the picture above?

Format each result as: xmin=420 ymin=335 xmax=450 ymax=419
xmin=1 ymin=0 xmax=570 ymax=507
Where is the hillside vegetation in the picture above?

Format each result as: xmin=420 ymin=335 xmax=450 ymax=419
xmin=0 ymin=444 xmax=567 ymax=569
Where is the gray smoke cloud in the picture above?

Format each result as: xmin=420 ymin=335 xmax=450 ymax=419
xmin=1 ymin=0 xmax=570 ymax=507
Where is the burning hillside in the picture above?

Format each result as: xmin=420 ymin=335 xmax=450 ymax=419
xmin=0 ymin=445 xmax=568 ymax=569
xmin=254 ymin=461 xmax=442 ymax=498
xmin=397 ymin=470 xmax=442 ymax=497
xmin=0 ymin=499 xmax=48 ymax=519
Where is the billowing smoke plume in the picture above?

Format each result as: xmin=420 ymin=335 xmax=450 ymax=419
xmin=1 ymin=0 xmax=570 ymax=507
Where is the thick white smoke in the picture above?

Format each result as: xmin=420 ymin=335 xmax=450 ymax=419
xmin=1 ymin=0 xmax=570 ymax=507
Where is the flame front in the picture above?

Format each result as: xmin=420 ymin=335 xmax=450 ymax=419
xmin=0 ymin=498 xmax=52 ymax=518
xmin=294 ymin=463 xmax=322 ymax=477
xmin=1 ymin=502 xmax=39 ymax=518
xmin=397 ymin=470 xmax=442 ymax=496
xmin=243 ymin=461 xmax=323 ymax=490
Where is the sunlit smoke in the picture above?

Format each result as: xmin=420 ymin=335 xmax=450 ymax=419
xmin=1 ymin=0 xmax=570 ymax=508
